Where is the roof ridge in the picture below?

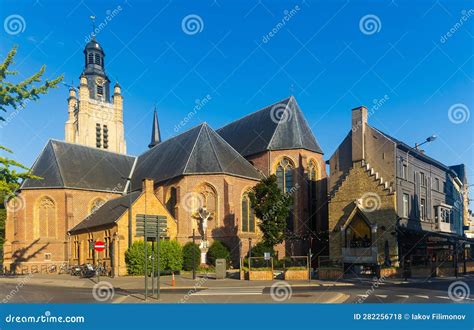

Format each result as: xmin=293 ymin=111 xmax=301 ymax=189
xmin=204 ymin=124 xmax=224 ymax=172
xmin=183 ymin=123 xmax=206 ymax=174
xmin=50 ymin=140 xmax=66 ymax=187
xmin=267 ymin=100 xmax=290 ymax=148
xmin=49 ymin=138 xmax=136 ymax=158
xmin=216 ymin=96 xmax=291 ymax=132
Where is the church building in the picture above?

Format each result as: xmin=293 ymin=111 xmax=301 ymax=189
xmin=3 ymin=37 xmax=327 ymax=276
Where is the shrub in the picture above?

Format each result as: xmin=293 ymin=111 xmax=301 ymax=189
xmin=125 ymin=240 xmax=183 ymax=275
xmin=182 ymin=242 xmax=200 ymax=271
xmin=160 ymin=240 xmax=183 ymax=272
xmin=207 ymin=240 xmax=230 ymax=266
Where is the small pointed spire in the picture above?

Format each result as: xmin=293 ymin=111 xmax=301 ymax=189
xmin=148 ymin=107 xmax=161 ymax=148
xmin=90 ymin=15 xmax=96 ymax=39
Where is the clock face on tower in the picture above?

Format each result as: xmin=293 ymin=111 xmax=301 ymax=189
xmin=96 ymin=77 xmax=104 ymax=86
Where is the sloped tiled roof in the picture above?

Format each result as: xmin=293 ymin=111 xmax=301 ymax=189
xmin=131 ymin=123 xmax=262 ymax=188
xmin=216 ymin=96 xmax=323 ymax=157
xmin=69 ymin=191 xmax=141 ymax=232
xmin=21 ymin=140 xmax=136 ymax=192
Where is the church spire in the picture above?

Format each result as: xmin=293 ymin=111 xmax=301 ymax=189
xmin=148 ymin=107 xmax=161 ymax=148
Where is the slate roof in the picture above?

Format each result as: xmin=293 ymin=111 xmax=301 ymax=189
xmin=131 ymin=123 xmax=262 ymax=188
xmin=370 ymin=126 xmax=462 ymax=177
xmin=69 ymin=191 xmax=141 ymax=232
xmin=216 ymin=96 xmax=323 ymax=157
xmin=21 ymin=140 xmax=136 ymax=193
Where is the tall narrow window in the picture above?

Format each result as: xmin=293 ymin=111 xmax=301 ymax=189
xmin=104 ymin=230 xmax=111 ymax=259
xmin=435 ymin=178 xmax=440 ymax=191
xmin=420 ymin=172 xmax=425 ymax=186
xmin=88 ymin=53 xmax=94 ymax=64
xmin=103 ymin=125 xmax=108 ymax=149
xmin=420 ymin=198 xmax=426 ymax=220
xmin=241 ymin=193 xmax=255 ymax=232
xmin=35 ymin=197 xmax=56 ymax=239
xmin=402 ymin=193 xmax=409 ymax=218
xmin=401 ymin=163 xmax=407 ymax=179
xmin=307 ymin=160 xmax=318 ymax=230
xmin=275 ymin=158 xmax=294 ymax=193
xmin=275 ymin=158 xmax=295 ymax=230
xmin=97 ymin=85 xmax=104 ymax=96
xmin=95 ymin=54 xmax=101 ymax=65
xmin=96 ymin=123 xmax=101 ymax=148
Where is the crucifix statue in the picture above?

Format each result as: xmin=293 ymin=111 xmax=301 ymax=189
xmin=196 ymin=207 xmax=212 ymax=265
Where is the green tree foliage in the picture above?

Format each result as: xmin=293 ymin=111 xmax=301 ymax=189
xmin=0 ymin=46 xmax=63 ymax=197
xmin=248 ymin=175 xmax=292 ymax=246
xmin=0 ymin=209 xmax=5 ymax=266
xmin=207 ymin=240 xmax=231 ymax=266
xmin=182 ymin=242 xmax=200 ymax=271
xmin=248 ymin=241 xmax=275 ymax=258
xmin=125 ymin=240 xmax=183 ymax=275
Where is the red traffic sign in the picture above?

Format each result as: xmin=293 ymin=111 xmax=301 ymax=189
xmin=94 ymin=241 xmax=106 ymax=252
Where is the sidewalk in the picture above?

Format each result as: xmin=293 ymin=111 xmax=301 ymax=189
xmin=0 ymin=273 xmax=354 ymax=291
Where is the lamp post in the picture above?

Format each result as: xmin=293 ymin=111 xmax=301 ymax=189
xmin=406 ymin=135 xmax=437 ymax=162
xmin=248 ymin=237 xmax=253 ymax=270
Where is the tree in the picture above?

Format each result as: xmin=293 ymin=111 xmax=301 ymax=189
xmin=0 ymin=46 xmax=63 ymax=197
xmin=248 ymin=175 xmax=293 ymax=247
xmin=182 ymin=242 xmax=200 ymax=271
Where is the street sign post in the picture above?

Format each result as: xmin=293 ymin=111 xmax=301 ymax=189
xmin=136 ymin=215 xmax=167 ymax=300
xmin=94 ymin=241 xmax=105 ymax=282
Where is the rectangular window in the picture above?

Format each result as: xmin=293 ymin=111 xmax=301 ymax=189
xmin=103 ymin=125 xmax=108 ymax=149
xmin=401 ymin=163 xmax=407 ymax=179
xmin=420 ymin=172 xmax=425 ymax=186
xmin=402 ymin=193 xmax=409 ymax=218
xmin=96 ymin=124 xmax=101 ymax=148
xmin=420 ymin=198 xmax=426 ymax=220
xmin=435 ymin=178 xmax=440 ymax=191
xmin=97 ymin=85 xmax=104 ymax=96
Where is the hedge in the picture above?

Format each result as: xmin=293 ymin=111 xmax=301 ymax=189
xmin=125 ymin=240 xmax=183 ymax=275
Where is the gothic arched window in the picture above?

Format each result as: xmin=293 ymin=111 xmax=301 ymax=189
xmin=241 ymin=192 xmax=256 ymax=232
xmin=35 ymin=197 xmax=56 ymax=239
xmin=275 ymin=158 xmax=294 ymax=193
xmin=196 ymin=183 xmax=218 ymax=226
xmin=307 ymin=159 xmax=318 ymax=231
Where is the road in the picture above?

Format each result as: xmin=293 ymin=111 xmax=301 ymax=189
xmin=1 ymin=275 xmax=473 ymax=304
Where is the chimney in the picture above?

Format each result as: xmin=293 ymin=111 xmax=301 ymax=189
xmin=142 ymin=178 xmax=154 ymax=195
xmin=351 ymin=106 xmax=368 ymax=162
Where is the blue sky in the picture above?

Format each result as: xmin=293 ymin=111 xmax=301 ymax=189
xmin=1 ymin=0 xmax=473 ymax=186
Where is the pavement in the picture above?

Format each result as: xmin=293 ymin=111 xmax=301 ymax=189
xmin=1 ymin=272 xmax=473 ymax=304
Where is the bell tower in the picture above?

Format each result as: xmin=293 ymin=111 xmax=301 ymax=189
xmin=64 ymin=32 xmax=126 ymax=154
